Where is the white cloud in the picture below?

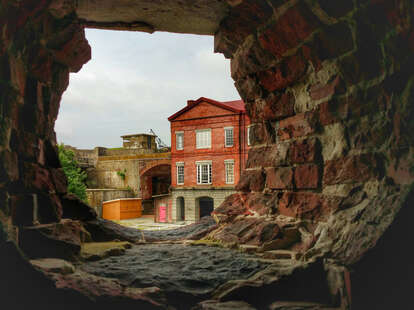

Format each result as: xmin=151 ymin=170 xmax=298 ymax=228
xmin=55 ymin=29 xmax=240 ymax=149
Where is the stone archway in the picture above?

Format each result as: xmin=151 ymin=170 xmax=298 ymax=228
xmin=1 ymin=0 xmax=414 ymax=309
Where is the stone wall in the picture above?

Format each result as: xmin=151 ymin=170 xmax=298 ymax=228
xmin=210 ymin=0 xmax=414 ymax=265
xmin=0 ymin=0 xmax=413 ymax=308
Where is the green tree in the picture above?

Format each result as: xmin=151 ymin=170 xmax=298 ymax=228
xmin=58 ymin=144 xmax=88 ymax=202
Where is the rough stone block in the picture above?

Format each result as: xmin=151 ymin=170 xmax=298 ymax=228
xmin=294 ymin=164 xmax=319 ymax=189
xmin=266 ymin=167 xmax=294 ymax=189
xmin=318 ymin=97 xmax=349 ymax=126
xmin=309 ymin=76 xmax=343 ymax=101
xmin=11 ymin=194 xmax=35 ymax=226
xmin=49 ymin=24 xmax=91 ymax=73
xmin=277 ymin=112 xmax=317 ymax=140
xmin=246 ymin=142 xmax=289 ymax=168
xmin=212 ymin=193 xmax=249 ymax=223
xmin=18 ymin=219 xmax=89 ymax=260
xmin=258 ymin=3 xmax=320 ymax=58
xmin=258 ymin=54 xmax=307 ymax=92
xmin=323 ymin=153 xmax=383 ymax=185
xmin=278 ymin=192 xmax=338 ymax=220
xmin=61 ymin=193 xmax=97 ymax=221
xmin=263 ymin=92 xmax=295 ymax=120
xmin=22 ymin=162 xmax=55 ymax=192
xmin=236 ymin=169 xmax=266 ymax=192
xmin=289 ymin=138 xmax=319 ymax=164
xmin=37 ymin=193 xmax=62 ymax=224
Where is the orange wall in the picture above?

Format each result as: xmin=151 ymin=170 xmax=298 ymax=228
xmin=170 ymin=102 xmax=250 ymax=187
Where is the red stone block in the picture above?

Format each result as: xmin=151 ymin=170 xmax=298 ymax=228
xmin=246 ymin=142 xmax=289 ymax=168
xmin=263 ymin=92 xmax=295 ymax=120
xmin=266 ymin=167 xmax=294 ymax=189
xmin=50 ymin=168 xmax=68 ymax=194
xmin=258 ymin=54 xmax=307 ymax=92
xmin=50 ymin=24 xmax=91 ymax=73
xmin=318 ymin=97 xmax=349 ymax=126
xmin=246 ymin=192 xmax=273 ymax=216
xmin=289 ymin=138 xmax=318 ymax=164
xmin=309 ymin=76 xmax=343 ymax=101
xmin=23 ymin=163 xmax=55 ymax=192
xmin=294 ymin=164 xmax=319 ymax=189
xmin=277 ymin=112 xmax=317 ymax=140
xmin=236 ymin=169 xmax=266 ymax=192
xmin=323 ymin=153 xmax=382 ymax=185
xmin=278 ymin=192 xmax=338 ymax=221
xmin=258 ymin=3 xmax=320 ymax=58
xmin=212 ymin=193 xmax=249 ymax=223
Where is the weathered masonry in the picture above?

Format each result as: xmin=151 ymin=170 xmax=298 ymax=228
xmin=0 ymin=0 xmax=413 ymax=309
xmin=67 ymin=134 xmax=170 ymax=216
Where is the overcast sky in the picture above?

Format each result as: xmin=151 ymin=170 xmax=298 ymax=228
xmin=55 ymin=29 xmax=240 ymax=149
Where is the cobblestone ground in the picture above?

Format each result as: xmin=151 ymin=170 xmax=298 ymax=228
xmin=80 ymin=243 xmax=269 ymax=308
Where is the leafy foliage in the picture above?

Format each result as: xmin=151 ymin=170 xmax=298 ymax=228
xmin=58 ymin=144 xmax=88 ymax=202
xmin=117 ymin=169 xmax=126 ymax=180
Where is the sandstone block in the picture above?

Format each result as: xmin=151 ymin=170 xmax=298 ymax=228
xmin=61 ymin=193 xmax=97 ymax=221
xmin=236 ymin=169 xmax=266 ymax=192
xmin=263 ymin=92 xmax=295 ymax=120
xmin=323 ymin=153 xmax=383 ymax=185
xmin=294 ymin=164 xmax=319 ymax=189
xmin=319 ymin=0 xmax=354 ymax=18
xmin=30 ymin=258 xmax=75 ymax=275
xmin=278 ymin=192 xmax=337 ymax=220
xmin=289 ymin=138 xmax=319 ymax=164
xmin=258 ymin=3 xmax=320 ymax=58
xmin=278 ymin=112 xmax=317 ymax=140
xmin=266 ymin=167 xmax=294 ymax=189
xmin=258 ymin=54 xmax=307 ymax=92
xmin=245 ymin=142 xmax=290 ymax=168
xmin=19 ymin=219 xmax=90 ymax=260
xmin=212 ymin=193 xmax=249 ymax=223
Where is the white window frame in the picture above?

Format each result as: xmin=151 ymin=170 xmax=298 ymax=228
xmin=224 ymin=127 xmax=234 ymax=147
xmin=176 ymin=162 xmax=184 ymax=185
xmin=247 ymin=125 xmax=252 ymax=146
xmin=196 ymin=160 xmax=212 ymax=184
xmin=176 ymin=131 xmax=184 ymax=150
xmin=196 ymin=129 xmax=211 ymax=149
xmin=224 ymin=159 xmax=235 ymax=184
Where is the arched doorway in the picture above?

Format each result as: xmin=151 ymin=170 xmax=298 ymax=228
xmin=176 ymin=197 xmax=185 ymax=221
xmin=197 ymin=197 xmax=214 ymax=219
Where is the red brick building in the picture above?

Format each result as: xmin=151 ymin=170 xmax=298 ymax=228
xmin=168 ymin=97 xmax=250 ymax=222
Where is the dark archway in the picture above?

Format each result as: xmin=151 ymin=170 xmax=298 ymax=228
xmin=197 ymin=196 xmax=214 ymax=219
xmin=176 ymin=196 xmax=185 ymax=221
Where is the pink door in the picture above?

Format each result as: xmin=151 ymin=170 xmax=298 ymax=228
xmin=159 ymin=204 xmax=166 ymax=222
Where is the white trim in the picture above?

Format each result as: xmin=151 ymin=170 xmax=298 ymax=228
xmin=247 ymin=125 xmax=252 ymax=146
xmin=195 ymin=160 xmax=212 ymax=164
xmin=175 ymin=162 xmax=184 ymax=166
xmin=176 ymin=164 xmax=184 ymax=185
xmin=224 ymin=159 xmax=235 ymax=163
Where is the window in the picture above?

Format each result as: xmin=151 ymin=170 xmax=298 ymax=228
xmin=247 ymin=126 xmax=252 ymax=146
xmin=196 ymin=129 xmax=211 ymax=149
xmin=224 ymin=127 xmax=234 ymax=147
xmin=225 ymin=160 xmax=235 ymax=184
xmin=196 ymin=161 xmax=212 ymax=184
xmin=176 ymin=131 xmax=184 ymax=150
xmin=176 ymin=162 xmax=184 ymax=185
